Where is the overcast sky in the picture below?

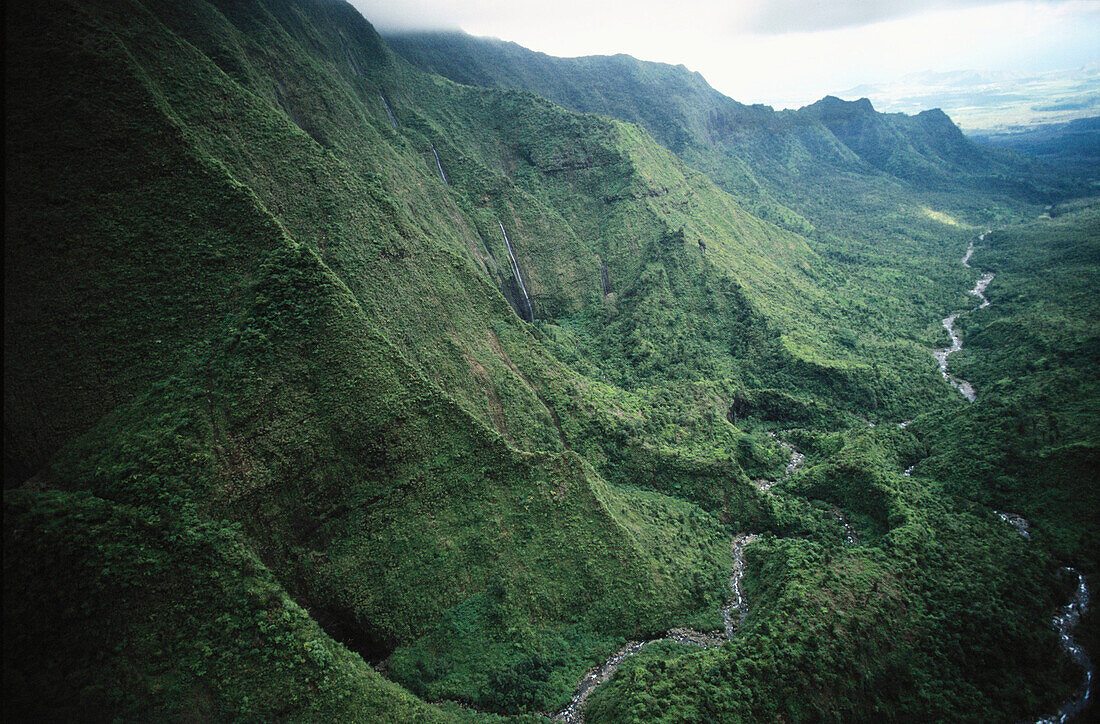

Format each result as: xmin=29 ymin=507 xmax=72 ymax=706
xmin=350 ymin=0 xmax=1100 ymax=109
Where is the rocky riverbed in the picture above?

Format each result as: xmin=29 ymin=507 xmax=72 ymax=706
xmin=551 ymin=440 xmax=808 ymax=722
xmin=933 ymin=234 xmax=997 ymax=402
xmin=995 ymin=512 xmax=1093 ymax=722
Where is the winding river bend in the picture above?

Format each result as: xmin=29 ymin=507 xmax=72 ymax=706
xmin=945 ymin=234 xmax=1093 ymax=721
xmin=553 ymin=444 xmax=806 ymax=722
xmin=551 ymin=532 xmax=763 ymax=723
xmin=552 ymin=445 xmax=804 ymax=722
xmin=552 ymin=231 xmax=1092 ymax=723
xmin=933 ymin=232 xmax=995 ymax=402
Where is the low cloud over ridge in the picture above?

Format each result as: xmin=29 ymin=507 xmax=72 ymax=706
xmin=745 ymin=0 xmax=1028 ymax=33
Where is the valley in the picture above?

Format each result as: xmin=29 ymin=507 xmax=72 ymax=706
xmin=3 ymin=1 xmax=1098 ymax=722
xmin=934 ymin=233 xmax=995 ymax=402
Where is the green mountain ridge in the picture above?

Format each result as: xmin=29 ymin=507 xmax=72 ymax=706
xmin=4 ymin=1 xmax=1097 ymax=721
xmin=386 ymin=30 xmax=1080 ymax=201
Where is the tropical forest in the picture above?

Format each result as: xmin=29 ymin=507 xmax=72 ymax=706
xmin=3 ymin=1 xmax=1098 ymax=722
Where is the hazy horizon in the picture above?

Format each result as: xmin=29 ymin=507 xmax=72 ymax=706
xmin=352 ymin=0 xmax=1100 ymax=124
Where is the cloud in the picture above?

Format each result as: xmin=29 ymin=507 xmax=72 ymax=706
xmin=348 ymin=0 xmax=465 ymax=32
xmin=346 ymin=0 xmax=1100 ymax=111
xmin=744 ymin=0 xmax=1032 ymax=33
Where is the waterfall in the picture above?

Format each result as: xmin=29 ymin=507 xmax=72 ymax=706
xmin=600 ymin=261 xmax=611 ymax=295
xmin=378 ymin=93 xmax=397 ymax=129
xmin=500 ymin=222 xmax=534 ymax=322
xmin=431 ymin=144 xmax=448 ymax=185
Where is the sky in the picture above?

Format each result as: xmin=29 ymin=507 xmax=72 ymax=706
xmin=350 ymin=0 xmax=1100 ymax=110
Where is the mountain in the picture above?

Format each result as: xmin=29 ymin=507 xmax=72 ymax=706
xmin=972 ymin=116 xmax=1100 ymax=175
xmin=5 ymin=1 xmax=1097 ymax=722
xmin=838 ymin=65 xmax=1100 ymax=134
xmin=387 ymin=30 xmax=1077 ymax=196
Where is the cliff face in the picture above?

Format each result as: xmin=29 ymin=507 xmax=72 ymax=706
xmin=388 ymin=30 xmax=1074 ymax=201
xmin=4 ymin=1 xmax=1094 ymax=721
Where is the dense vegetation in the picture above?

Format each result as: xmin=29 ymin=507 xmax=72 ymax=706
xmin=4 ymin=0 xmax=1096 ymax=721
xmin=972 ymin=117 xmax=1100 ymax=175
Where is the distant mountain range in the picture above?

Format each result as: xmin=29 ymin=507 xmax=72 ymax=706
xmin=387 ymin=30 xmax=1083 ymax=197
xmin=970 ymin=116 xmax=1100 ymax=175
xmin=837 ymin=65 xmax=1100 ymax=134
xmin=5 ymin=3 xmax=1097 ymax=722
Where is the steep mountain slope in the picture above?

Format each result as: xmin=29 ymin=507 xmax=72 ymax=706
xmin=387 ymin=30 xmax=1074 ymax=200
xmin=4 ymin=0 xmax=758 ymax=716
xmin=4 ymin=1 xmax=1095 ymax=721
xmin=387 ymin=32 xmax=1077 ymax=298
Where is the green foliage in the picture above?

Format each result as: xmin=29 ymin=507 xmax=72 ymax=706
xmin=2 ymin=489 xmax=484 ymax=722
xmin=4 ymin=0 xmax=1096 ymax=722
xmin=589 ymin=480 xmax=1071 ymax=723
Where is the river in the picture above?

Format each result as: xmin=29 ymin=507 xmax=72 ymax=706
xmin=946 ymin=233 xmax=1093 ymax=721
xmin=933 ymin=233 xmax=995 ymax=402
xmin=551 ymin=443 xmax=806 ymax=722
xmin=995 ymin=512 xmax=1094 ymax=722
xmin=553 ymin=232 xmax=1090 ymax=723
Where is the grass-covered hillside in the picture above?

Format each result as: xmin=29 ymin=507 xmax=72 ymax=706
xmin=5 ymin=0 xmax=1097 ymax=721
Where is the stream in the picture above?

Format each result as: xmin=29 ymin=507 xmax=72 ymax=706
xmin=552 ymin=443 xmax=807 ymax=722
xmin=1037 ymin=568 xmax=1094 ymax=723
xmin=947 ymin=233 xmax=1093 ymax=721
xmin=551 ymin=533 xmax=762 ymax=723
xmin=933 ymin=233 xmax=995 ymax=402
xmin=995 ymin=513 xmax=1094 ymax=722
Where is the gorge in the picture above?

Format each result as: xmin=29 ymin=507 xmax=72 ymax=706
xmin=3 ymin=1 xmax=1097 ymax=722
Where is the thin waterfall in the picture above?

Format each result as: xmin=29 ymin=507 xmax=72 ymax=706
xmin=378 ymin=93 xmax=397 ymax=128
xmin=499 ymin=222 xmax=534 ymax=322
xmin=431 ymin=144 xmax=448 ymax=185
